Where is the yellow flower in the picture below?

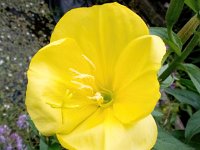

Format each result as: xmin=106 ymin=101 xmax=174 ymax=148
xmin=26 ymin=2 xmax=165 ymax=150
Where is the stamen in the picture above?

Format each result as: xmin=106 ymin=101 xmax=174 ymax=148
xmin=69 ymin=68 xmax=94 ymax=80
xmin=45 ymin=89 xmax=80 ymax=124
xmin=71 ymin=80 xmax=93 ymax=91
xmin=46 ymin=101 xmax=80 ymax=124
xmin=88 ymin=92 xmax=104 ymax=106
xmin=82 ymin=54 xmax=96 ymax=70
xmin=46 ymin=102 xmax=80 ymax=109
xmin=65 ymin=89 xmax=73 ymax=99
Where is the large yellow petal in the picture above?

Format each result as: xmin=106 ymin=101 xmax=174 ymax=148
xmin=26 ymin=38 xmax=98 ymax=135
xmin=57 ymin=108 xmax=157 ymax=150
xmin=113 ymin=35 xmax=166 ymax=123
xmin=50 ymin=2 xmax=149 ymax=88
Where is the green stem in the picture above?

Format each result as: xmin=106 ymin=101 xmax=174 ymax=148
xmin=159 ymin=26 xmax=200 ymax=81
xmin=167 ymin=26 xmax=174 ymax=42
xmin=161 ymin=49 xmax=171 ymax=65
xmin=167 ymin=27 xmax=182 ymax=56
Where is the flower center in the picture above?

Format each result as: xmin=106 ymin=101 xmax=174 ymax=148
xmin=69 ymin=70 xmax=113 ymax=108
xmin=88 ymin=91 xmax=113 ymax=107
xmin=68 ymin=55 xmax=114 ymax=108
xmin=100 ymin=91 xmax=113 ymax=107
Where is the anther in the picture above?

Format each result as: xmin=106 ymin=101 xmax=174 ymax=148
xmin=88 ymin=92 xmax=104 ymax=106
xmin=69 ymin=68 xmax=95 ymax=80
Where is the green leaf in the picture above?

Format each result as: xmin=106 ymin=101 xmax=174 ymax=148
xmin=179 ymin=78 xmax=197 ymax=92
xmin=171 ymin=130 xmax=200 ymax=149
xmin=28 ymin=118 xmax=39 ymax=135
xmin=48 ymin=143 xmax=62 ymax=150
xmin=171 ymin=130 xmax=185 ymax=141
xmin=153 ymin=128 xmax=194 ymax=150
xmin=166 ymin=0 xmax=185 ymax=43
xmin=150 ymin=27 xmax=182 ymax=55
xmin=185 ymin=0 xmax=200 ymax=13
xmin=166 ymin=0 xmax=185 ymax=27
xmin=158 ymin=64 xmax=174 ymax=88
xmin=40 ymin=138 xmax=48 ymax=150
xmin=48 ymin=136 xmax=62 ymax=150
xmin=187 ymin=133 xmax=200 ymax=149
xmin=180 ymin=104 xmax=193 ymax=117
xmin=185 ymin=110 xmax=200 ymax=141
xmin=152 ymin=109 xmax=163 ymax=117
xmin=165 ymin=88 xmax=200 ymax=109
xmin=181 ymin=64 xmax=200 ymax=94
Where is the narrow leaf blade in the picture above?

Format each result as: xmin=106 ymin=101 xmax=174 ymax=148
xmin=154 ymin=128 xmax=194 ymax=150
xmin=185 ymin=0 xmax=200 ymax=13
xmin=166 ymin=0 xmax=185 ymax=28
xmin=185 ymin=110 xmax=200 ymax=141
xmin=165 ymin=88 xmax=200 ymax=109
xmin=182 ymin=64 xmax=200 ymax=94
xmin=39 ymin=138 xmax=48 ymax=150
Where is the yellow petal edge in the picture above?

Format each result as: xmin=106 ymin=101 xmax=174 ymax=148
xmin=57 ymin=109 xmax=157 ymax=150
